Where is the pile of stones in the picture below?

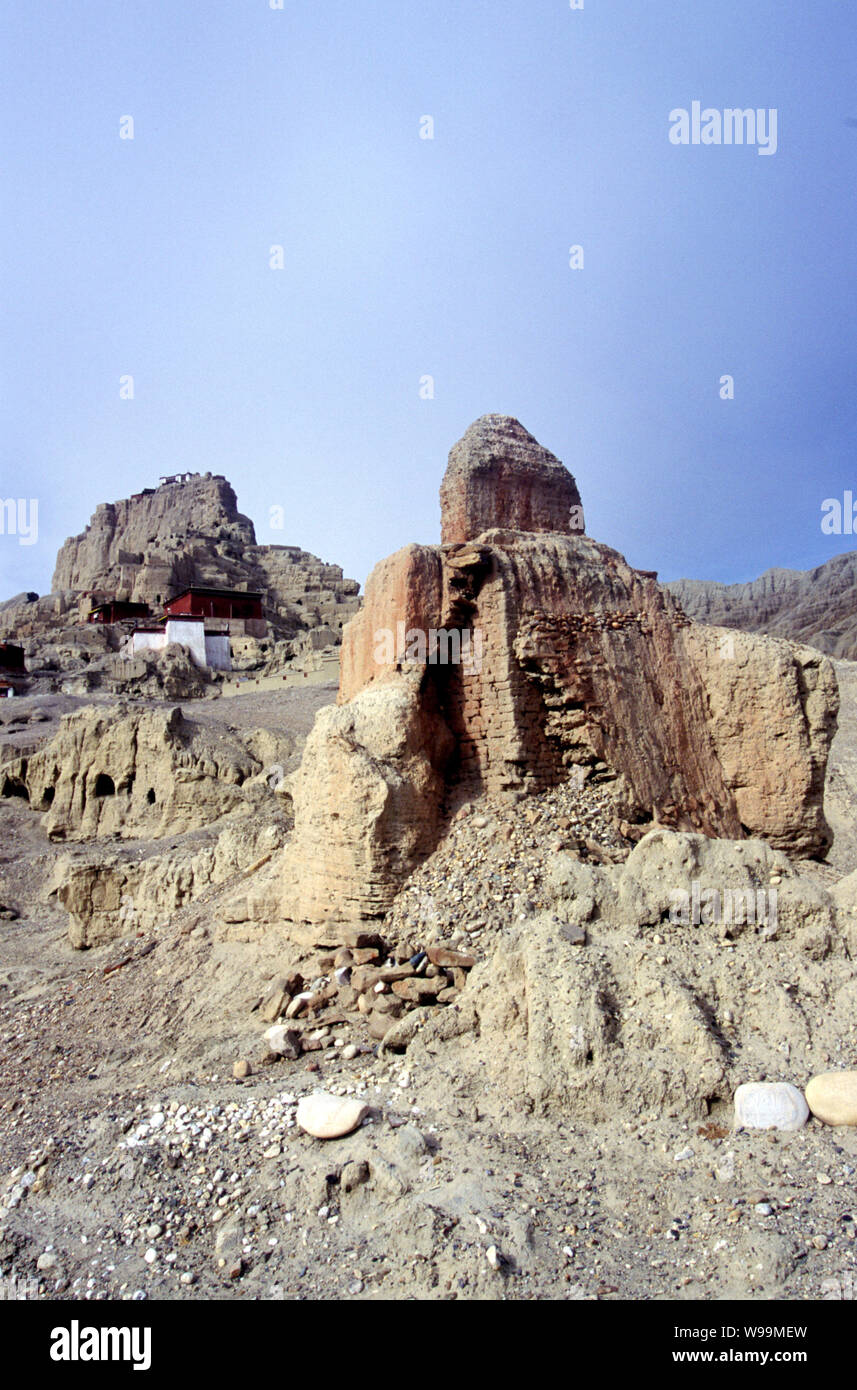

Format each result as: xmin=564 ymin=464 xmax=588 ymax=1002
xmin=251 ymin=928 xmax=476 ymax=1066
xmin=383 ymin=779 xmax=630 ymax=948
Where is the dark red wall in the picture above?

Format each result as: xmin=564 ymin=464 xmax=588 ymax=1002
xmin=166 ymin=592 xmax=262 ymax=620
xmin=0 ymin=644 xmax=25 ymax=671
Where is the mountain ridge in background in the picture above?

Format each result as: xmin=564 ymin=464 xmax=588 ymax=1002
xmin=666 ymin=550 xmax=857 ymax=661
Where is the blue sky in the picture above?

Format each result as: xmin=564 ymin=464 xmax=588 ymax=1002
xmin=2 ymin=0 xmax=857 ymax=598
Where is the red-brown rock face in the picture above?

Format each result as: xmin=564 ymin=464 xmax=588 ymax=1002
xmin=338 ymin=528 xmax=837 ymax=852
xmin=284 ymin=419 xmax=838 ymax=922
xmin=439 ymin=415 xmax=583 ymax=544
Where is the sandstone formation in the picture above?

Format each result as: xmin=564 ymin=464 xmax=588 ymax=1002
xmin=679 ymin=626 xmax=835 ymax=856
xmin=50 ymin=472 xmax=360 ymax=637
xmin=54 ymin=815 xmax=286 ymax=948
xmin=281 ymin=668 xmax=454 ymax=922
xmin=62 ymin=644 xmax=213 ymax=700
xmin=0 ymin=703 xmax=293 ymax=841
xmin=439 ymin=414 xmax=583 ymax=544
xmin=666 ymin=551 xmax=857 ymax=662
xmin=283 ymin=417 xmax=838 ymax=923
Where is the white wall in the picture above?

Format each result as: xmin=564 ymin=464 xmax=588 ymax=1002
xmin=165 ymin=618 xmax=207 ymax=667
xmin=124 ymin=621 xmax=228 ymax=670
xmin=128 ymin=630 xmax=166 ymax=654
xmin=204 ymin=633 xmax=232 ymax=671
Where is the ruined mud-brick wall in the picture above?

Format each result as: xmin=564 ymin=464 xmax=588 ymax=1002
xmin=337 ymin=540 xmax=563 ymax=799
xmin=439 ymin=413 xmax=583 ymax=544
xmin=437 ymin=543 xmax=564 ymax=797
xmin=430 ymin=532 xmax=742 ymax=832
xmin=338 ymin=530 xmax=740 ymax=826
xmin=336 ymin=413 xmax=836 ymax=852
xmin=496 ymin=533 xmax=740 ymax=833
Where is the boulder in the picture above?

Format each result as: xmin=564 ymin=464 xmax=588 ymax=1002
xmin=296 ymin=1093 xmax=369 ymax=1139
xmin=805 ymin=1071 xmax=857 ymax=1126
xmin=733 ymin=1082 xmax=809 ymax=1132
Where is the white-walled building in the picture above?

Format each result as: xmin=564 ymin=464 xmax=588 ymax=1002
xmin=121 ymin=615 xmax=232 ymax=671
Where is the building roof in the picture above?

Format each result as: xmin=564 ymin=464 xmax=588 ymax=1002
xmin=166 ymin=586 xmax=263 ymax=602
xmin=88 ymin=600 xmax=149 ymax=614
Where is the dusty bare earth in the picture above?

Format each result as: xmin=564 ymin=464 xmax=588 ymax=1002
xmin=1 ymin=674 xmax=857 ymax=1303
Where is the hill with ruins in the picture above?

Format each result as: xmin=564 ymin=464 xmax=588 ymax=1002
xmin=0 ymin=471 xmax=360 ymax=691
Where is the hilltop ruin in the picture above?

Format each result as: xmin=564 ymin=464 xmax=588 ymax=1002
xmin=282 ymin=415 xmax=838 ymax=922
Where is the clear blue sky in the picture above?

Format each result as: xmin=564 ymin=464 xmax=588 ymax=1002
xmin=2 ymin=0 xmax=857 ymax=599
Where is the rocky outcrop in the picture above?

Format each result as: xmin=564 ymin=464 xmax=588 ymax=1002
xmin=339 ymin=544 xmax=444 ymax=700
xmin=281 ymin=668 xmax=454 ymax=922
xmin=439 ymin=415 xmax=583 ymax=544
xmin=681 ymin=626 xmax=836 ymax=855
xmin=666 ymin=551 xmax=857 ymax=662
xmin=391 ymin=830 xmax=850 ymax=1122
xmin=0 ymin=703 xmax=293 ymax=841
xmin=54 ymin=816 xmax=286 ymax=948
xmin=283 ymin=417 xmax=838 ymax=922
xmin=52 ymin=475 xmax=254 ymax=602
xmin=61 ymin=644 xmax=213 ymax=700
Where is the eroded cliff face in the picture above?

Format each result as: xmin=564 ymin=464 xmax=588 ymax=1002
xmin=51 ymin=476 xmax=255 ymax=601
xmin=281 ymin=668 xmax=454 ymax=923
xmin=282 ymin=416 xmax=839 ymax=922
xmin=339 ymin=531 xmax=837 ymax=845
xmin=0 ymin=697 xmax=297 ymax=947
xmin=0 ymin=703 xmax=294 ymax=842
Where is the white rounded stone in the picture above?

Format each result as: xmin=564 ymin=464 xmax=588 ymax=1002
xmin=733 ymin=1081 xmax=808 ymax=1132
xmin=296 ymin=1093 xmax=369 ymax=1140
xmin=265 ymin=1025 xmax=295 ymax=1055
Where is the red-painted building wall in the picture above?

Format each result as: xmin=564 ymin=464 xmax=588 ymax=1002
xmin=0 ymin=643 xmax=26 ymax=672
xmin=165 ymin=589 xmax=263 ymax=621
xmin=88 ymin=601 xmax=149 ymax=625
